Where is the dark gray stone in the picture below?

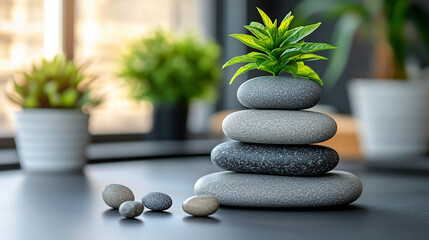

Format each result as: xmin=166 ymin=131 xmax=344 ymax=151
xmin=194 ymin=171 xmax=362 ymax=208
xmin=141 ymin=192 xmax=172 ymax=211
xmin=119 ymin=201 xmax=144 ymax=218
xmin=237 ymin=76 xmax=321 ymax=110
xmin=222 ymin=110 xmax=337 ymax=144
xmin=211 ymin=142 xmax=339 ymax=176
xmin=102 ymin=184 xmax=135 ymax=209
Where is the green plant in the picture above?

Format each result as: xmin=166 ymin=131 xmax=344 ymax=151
xmin=8 ymin=55 xmax=99 ymax=108
xmin=295 ymin=0 xmax=429 ymax=84
xmin=118 ymin=30 xmax=222 ymax=105
xmin=223 ymin=8 xmax=335 ymax=85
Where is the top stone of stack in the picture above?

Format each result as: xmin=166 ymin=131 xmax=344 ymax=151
xmin=237 ymin=76 xmax=322 ymax=110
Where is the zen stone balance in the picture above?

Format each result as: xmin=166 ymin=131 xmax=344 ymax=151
xmin=194 ymin=76 xmax=363 ymax=208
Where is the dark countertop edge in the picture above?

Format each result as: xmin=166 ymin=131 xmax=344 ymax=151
xmin=0 ymin=138 xmax=223 ymax=171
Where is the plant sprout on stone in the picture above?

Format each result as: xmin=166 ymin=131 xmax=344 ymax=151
xmin=223 ymin=8 xmax=336 ymax=85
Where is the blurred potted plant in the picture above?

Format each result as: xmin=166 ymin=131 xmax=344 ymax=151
xmin=8 ymin=55 xmax=100 ymax=172
xmin=296 ymin=0 xmax=429 ymax=159
xmin=118 ymin=30 xmax=221 ymax=140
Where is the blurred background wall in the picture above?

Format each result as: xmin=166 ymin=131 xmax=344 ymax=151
xmin=1 ymin=0 xmax=428 ymax=141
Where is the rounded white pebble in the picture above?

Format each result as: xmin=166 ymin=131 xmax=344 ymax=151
xmin=102 ymin=184 xmax=135 ymax=209
xmin=119 ymin=201 xmax=144 ymax=218
xmin=182 ymin=196 xmax=219 ymax=217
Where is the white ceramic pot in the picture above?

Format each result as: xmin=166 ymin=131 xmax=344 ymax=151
xmin=349 ymin=79 xmax=429 ymax=160
xmin=15 ymin=109 xmax=89 ymax=173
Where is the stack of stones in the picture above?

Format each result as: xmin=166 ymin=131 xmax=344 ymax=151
xmin=195 ymin=76 xmax=362 ymax=208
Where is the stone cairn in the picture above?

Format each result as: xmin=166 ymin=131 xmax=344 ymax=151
xmin=195 ymin=76 xmax=362 ymax=208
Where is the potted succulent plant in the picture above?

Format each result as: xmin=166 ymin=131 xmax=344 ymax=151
xmin=296 ymin=0 xmax=429 ymax=159
xmin=7 ymin=55 xmax=100 ymax=173
xmin=223 ymin=8 xmax=335 ymax=86
xmin=118 ymin=30 xmax=221 ymax=140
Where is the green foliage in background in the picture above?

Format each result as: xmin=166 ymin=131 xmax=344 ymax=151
xmin=8 ymin=55 xmax=100 ymax=109
xmin=295 ymin=0 xmax=429 ymax=84
xmin=118 ymin=30 xmax=222 ymax=105
xmin=223 ymin=8 xmax=336 ymax=85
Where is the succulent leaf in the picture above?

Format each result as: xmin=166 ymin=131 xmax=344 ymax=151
xmin=9 ymin=54 xmax=99 ymax=108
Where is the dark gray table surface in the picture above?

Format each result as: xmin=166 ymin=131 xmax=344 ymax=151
xmin=0 ymin=157 xmax=428 ymax=240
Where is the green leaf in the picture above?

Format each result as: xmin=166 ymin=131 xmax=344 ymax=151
xmin=300 ymin=42 xmax=336 ymax=52
xmin=292 ymin=53 xmax=328 ymax=61
xmin=223 ymin=52 xmax=269 ymax=68
xmin=281 ymin=23 xmax=321 ymax=46
xmin=244 ymin=25 xmax=269 ymax=39
xmin=254 ymin=37 xmax=274 ymax=51
xmin=229 ymin=63 xmax=258 ymax=84
xmin=385 ymin=0 xmax=407 ymax=72
xmin=269 ymin=43 xmax=303 ymax=59
xmin=23 ymin=95 xmax=38 ymax=108
xmin=14 ymin=81 xmax=25 ymax=96
xmin=60 ymin=88 xmax=78 ymax=107
xmin=284 ymin=60 xmax=298 ymax=77
xmin=257 ymin=8 xmax=277 ymax=39
xmin=257 ymin=60 xmax=277 ymax=75
xmin=280 ymin=11 xmax=292 ymax=26
xmin=229 ymin=34 xmax=268 ymax=52
xmin=297 ymin=62 xmax=323 ymax=85
xmin=257 ymin=7 xmax=273 ymax=29
xmin=278 ymin=13 xmax=293 ymax=37
xmin=249 ymin=22 xmax=266 ymax=30
xmin=279 ymin=48 xmax=306 ymax=62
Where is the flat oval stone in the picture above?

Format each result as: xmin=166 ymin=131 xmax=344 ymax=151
xmin=102 ymin=184 xmax=135 ymax=209
xmin=211 ymin=142 xmax=339 ymax=176
xmin=182 ymin=196 xmax=219 ymax=217
xmin=194 ymin=171 xmax=362 ymax=208
xmin=237 ymin=76 xmax=321 ymax=110
xmin=141 ymin=192 xmax=173 ymax=211
xmin=119 ymin=201 xmax=144 ymax=218
xmin=222 ymin=110 xmax=337 ymax=144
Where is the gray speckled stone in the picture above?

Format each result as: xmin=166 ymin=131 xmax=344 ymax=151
xmin=211 ymin=142 xmax=339 ymax=176
xmin=102 ymin=184 xmax=135 ymax=209
xmin=222 ymin=110 xmax=337 ymax=144
xmin=119 ymin=201 xmax=144 ymax=218
xmin=237 ymin=76 xmax=321 ymax=110
xmin=194 ymin=171 xmax=362 ymax=208
xmin=141 ymin=192 xmax=172 ymax=211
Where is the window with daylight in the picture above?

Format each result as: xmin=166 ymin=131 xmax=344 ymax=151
xmin=0 ymin=0 xmax=212 ymax=138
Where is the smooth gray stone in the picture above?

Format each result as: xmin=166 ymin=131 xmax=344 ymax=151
xmin=102 ymin=184 xmax=135 ymax=209
xmin=141 ymin=192 xmax=173 ymax=211
xmin=211 ymin=142 xmax=339 ymax=176
xmin=222 ymin=110 xmax=337 ymax=144
xmin=119 ymin=201 xmax=144 ymax=218
xmin=194 ymin=171 xmax=362 ymax=208
xmin=237 ymin=76 xmax=321 ymax=110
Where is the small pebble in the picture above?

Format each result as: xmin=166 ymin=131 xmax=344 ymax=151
xmin=102 ymin=184 xmax=135 ymax=209
xmin=119 ymin=201 xmax=144 ymax=218
xmin=141 ymin=192 xmax=172 ymax=211
xmin=182 ymin=196 xmax=219 ymax=217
